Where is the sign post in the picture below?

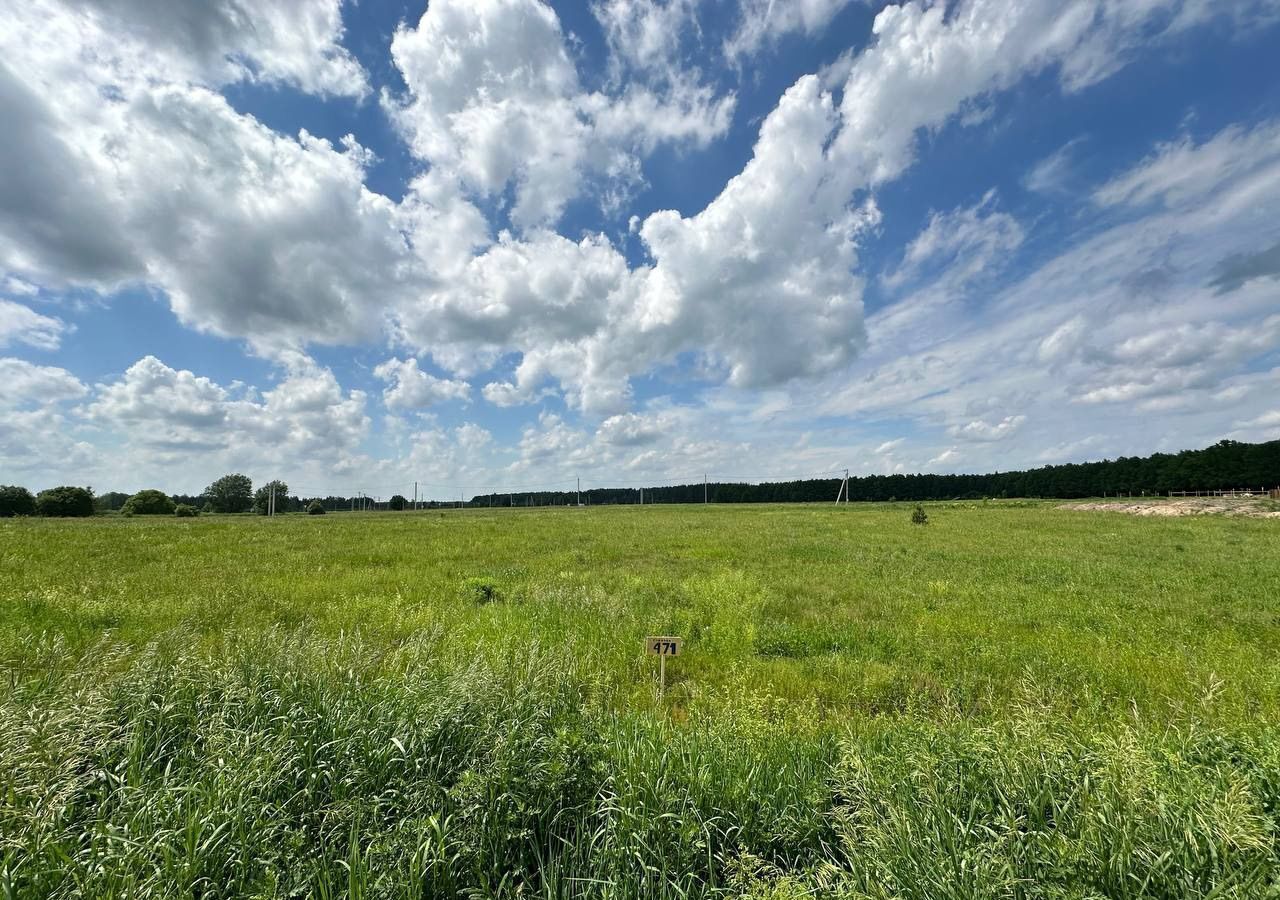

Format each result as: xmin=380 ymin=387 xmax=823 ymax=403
xmin=645 ymin=636 xmax=682 ymax=695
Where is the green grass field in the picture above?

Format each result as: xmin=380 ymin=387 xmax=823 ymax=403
xmin=3 ymin=503 xmax=1280 ymax=898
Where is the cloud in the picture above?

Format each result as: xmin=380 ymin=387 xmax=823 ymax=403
xmin=1023 ymin=137 xmax=1087 ymax=195
xmin=724 ymin=0 xmax=857 ymax=62
xmin=61 ymin=0 xmax=369 ymax=96
xmin=883 ymin=190 xmax=1023 ymax=291
xmin=508 ymin=407 xmax=728 ymax=479
xmin=927 ymin=447 xmax=961 ymax=467
xmin=0 ymin=1 xmax=415 ymax=355
xmin=1093 ymin=121 xmax=1280 ymax=210
xmin=819 ymin=0 xmax=1279 ymax=200
xmin=0 ymin=59 xmax=144 ymax=287
xmin=374 ymin=358 xmax=471 ymax=411
xmin=0 ymin=409 xmax=99 ymax=482
xmin=1035 ymin=435 xmax=1103 ymax=463
xmin=1074 ymin=316 xmax=1280 ymax=407
xmin=87 ymin=355 xmax=232 ymax=436
xmin=593 ymin=0 xmax=702 ymax=75
xmin=4 ymin=0 xmax=1278 ymax=487
xmin=455 ymin=423 xmax=493 ymax=452
xmin=1237 ymin=409 xmax=1280 ymax=432
xmin=0 ymin=357 xmax=87 ymax=408
xmin=1037 ymin=317 xmax=1088 ymax=364
xmin=597 ymin=411 xmax=672 ymax=446
xmin=0 ymin=300 xmax=66 ymax=351
xmin=447 ymin=70 xmax=879 ymax=416
xmin=83 ymin=354 xmax=369 ymax=469
xmin=391 ymin=0 xmax=1276 ymax=419
xmin=386 ymin=0 xmax=734 ymax=229
xmin=808 ymin=113 xmax=1280 ymax=472
xmin=633 ymin=76 xmax=874 ymax=388
xmin=1209 ymin=241 xmax=1280 ymax=294
xmin=948 ymin=415 xmax=1026 ymax=442
xmin=0 ymin=359 xmax=96 ymax=484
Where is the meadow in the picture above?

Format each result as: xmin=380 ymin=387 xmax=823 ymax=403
xmin=2 ymin=502 xmax=1279 ymax=898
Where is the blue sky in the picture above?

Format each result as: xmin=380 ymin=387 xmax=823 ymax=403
xmin=2 ymin=0 xmax=1280 ymax=500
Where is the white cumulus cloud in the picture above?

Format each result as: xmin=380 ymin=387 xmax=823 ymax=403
xmin=374 ymin=358 xmax=471 ymax=411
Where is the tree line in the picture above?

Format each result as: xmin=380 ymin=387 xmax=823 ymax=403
xmin=0 ymin=475 xmax=320 ymax=518
xmin=467 ymin=439 xmax=1280 ymax=507
xmin=2 ymin=439 xmax=1277 ymax=517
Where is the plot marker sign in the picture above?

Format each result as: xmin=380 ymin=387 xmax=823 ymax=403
xmin=646 ymin=636 xmax=682 ymax=695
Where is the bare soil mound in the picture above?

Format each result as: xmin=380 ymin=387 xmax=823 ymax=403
xmin=1060 ymin=497 xmax=1280 ymax=518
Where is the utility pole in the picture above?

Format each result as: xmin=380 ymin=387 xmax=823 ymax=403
xmin=413 ymin=481 xmax=417 ymax=511
xmin=269 ymin=482 xmax=274 ymax=517
xmin=576 ymin=476 xmax=580 ymax=507
xmin=704 ymin=474 xmax=708 ymax=504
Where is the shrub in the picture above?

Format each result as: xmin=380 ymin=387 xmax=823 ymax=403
xmin=307 ymin=500 xmax=326 ymax=515
xmin=36 ymin=486 xmax=94 ymax=517
xmin=389 ymin=494 xmax=407 ymax=511
xmin=911 ymin=505 xmax=929 ymax=526
xmin=174 ymin=504 xmax=198 ymax=518
xmin=462 ymin=576 xmax=502 ymax=604
xmin=0 ymin=484 xmax=36 ymax=517
xmin=122 ymin=489 xmax=176 ymax=516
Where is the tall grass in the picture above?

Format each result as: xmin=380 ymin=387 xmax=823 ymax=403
xmin=2 ymin=504 xmax=1279 ymax=896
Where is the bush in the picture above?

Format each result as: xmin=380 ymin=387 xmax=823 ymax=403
xmin=122 ymin=489 xmax=176 ymax=516
xmin=389 ymin=494 xmax=407 ymax=511
xmin=911 ymin=505 xmax=929 ymax=526
xmin=174 ymin=504 xmax=198 ymax=518
xmin=307 ymin=500 xmax=326 ymax=515
xmin=0 ymin=484 xmax=36 ymax=517
xmin=462 ymin=576 xmax=502 ymax=604
xmin=36 ymin=486 xmax=95 ymax=517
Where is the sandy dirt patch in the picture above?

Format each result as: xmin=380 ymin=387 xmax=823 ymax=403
xmin=1060 ymin=497 xmax=1280 ymax=518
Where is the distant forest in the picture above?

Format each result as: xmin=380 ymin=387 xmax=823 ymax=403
xmin=469 ymin=439 xmax=1280 ymax=507
xmin=76 ymin=439 xmax=1280 ymax=513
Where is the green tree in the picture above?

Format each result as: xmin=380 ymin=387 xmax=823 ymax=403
xmin=307 ymin=500 xmax=326 ymax=515
xmin=174 ymin=504 xmax=199 ymax=518
xmin=94 ymin=491 xmax=130 ymax=512
xmin=389 ymin=494 xmax=407 ymax=511
xmin=0 ymin=485 xmax=36 ymax=517
xmin=122 ymin=489 xmax=176 ymax=516
xmin=203 ymin=474 xmax=253 ymax=513
xmin=254 ymin=480 xmax=290 ymax=515
xmin=36 ymin=486 xmax=94 ymax=517
xmin=911 ymin=505 xmax=929 ymax=526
